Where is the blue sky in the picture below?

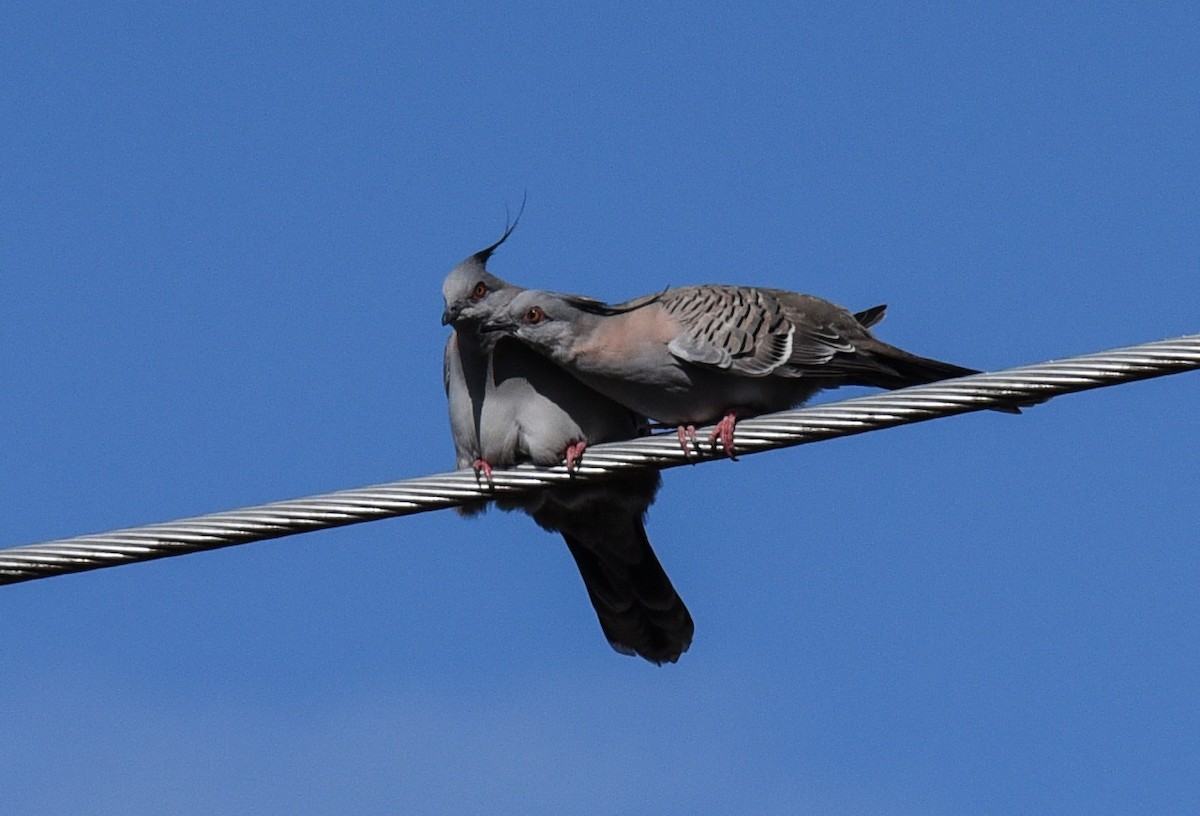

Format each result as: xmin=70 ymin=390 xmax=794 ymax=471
xmin=3 ymin=3 xmax=1198 ymax=813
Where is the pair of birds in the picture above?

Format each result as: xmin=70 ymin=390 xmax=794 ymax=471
xmin=442 ymin=225 xmax=987 ymax=665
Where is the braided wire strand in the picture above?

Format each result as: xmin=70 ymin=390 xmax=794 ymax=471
xmin=2 ymin=333 xmax=1197 ymax=586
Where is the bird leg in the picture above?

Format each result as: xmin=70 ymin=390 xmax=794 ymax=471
xmin=676 ymin=425 xmax=699 ymax=456
xmin=709 ymin=410 xmax=742 ymax=459
xmin=471 ymin=458 xmax=495 ymax=486
xmin=563 ymin=440 xmax=588 ymax=473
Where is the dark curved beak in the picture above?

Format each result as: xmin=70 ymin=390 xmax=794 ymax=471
xmin=479 ymin=317 xmax=511 ymax=334
xmin=441 ymin=305 xmax=458 ymax=326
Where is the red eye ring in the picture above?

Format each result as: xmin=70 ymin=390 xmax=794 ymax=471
xmin=524 ymin=306 xmax=545 ymax=324
xmin=470 ymin=282 xmax=488 ymax=301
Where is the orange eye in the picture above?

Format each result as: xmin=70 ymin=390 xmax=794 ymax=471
xmin=470 ymin=282 xmax=488 ymax=301
xmin=524 ymin=306 xmax=545 ymax=324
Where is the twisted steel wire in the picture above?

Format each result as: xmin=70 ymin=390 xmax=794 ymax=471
xmin=2 ymin=333 xmax=1197 ymax=587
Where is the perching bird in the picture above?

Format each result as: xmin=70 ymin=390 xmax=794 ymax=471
xmin=441 ymin=227 xmax=693 ymax=665
xmin=481 ymin=284 xmax=995 ymax=455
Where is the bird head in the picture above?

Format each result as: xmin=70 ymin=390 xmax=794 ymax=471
xmin=440 ymin=207 xmax=524 ymax=327
xmin=480 ymin=289 xmax=614 ymax=363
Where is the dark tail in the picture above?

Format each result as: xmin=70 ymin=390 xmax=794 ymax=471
xmin=849 ymin=338 xmax=980 ymax=389
xmin=524 ymin=473 xmax=693 ymax=664
xmin=561 ymin=525 xmax=694 ymax=665
xmin=842 ymin=339 xmax=1028 ymax=415
xmin=777 ymin=290 xmax=1032 ymax=413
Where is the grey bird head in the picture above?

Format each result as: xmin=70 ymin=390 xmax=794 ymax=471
xmin=441 ymin=214 xmax=524 ymax=329
xmin=480 ymin=289 xmax=614 ymax=363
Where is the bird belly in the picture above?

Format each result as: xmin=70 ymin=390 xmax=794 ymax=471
xmin=573 ymin=364 xmax=805 ymax=427
xmin=483 ymin=340 xmax=642 ymax=468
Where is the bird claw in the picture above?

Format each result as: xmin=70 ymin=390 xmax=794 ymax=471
xmin=472 ymin=458 xmax=495 ymax=486
xmin=676 ymin=425 xmax=699 ymax=458
xmin=709 ymin=412 xmax=739 ymax=460
xmin=563 ymin=440 xmax=588 ymax=473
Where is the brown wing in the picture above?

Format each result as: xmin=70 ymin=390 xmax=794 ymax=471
xmin=656 ymin=285 xmax=795 ymax=376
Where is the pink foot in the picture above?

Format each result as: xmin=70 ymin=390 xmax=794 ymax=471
xmin=709 ymin=412 xmax=740 ymax=459
xmin=676 ymin=425 xmax=698 ymax=456
xmin=471 ymin=458 xmax=494 ymax=486
xmin=563 ymin=440 xmax=588 ymax=473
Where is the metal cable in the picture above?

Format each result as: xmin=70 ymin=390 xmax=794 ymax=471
xmin=3 ymin=333 xmax=1197 ymax=586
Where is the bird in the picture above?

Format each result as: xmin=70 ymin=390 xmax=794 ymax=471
xmin=480 ymin=283 xmax=1001 ymax=456
xmin=441 ymin=225 xmax=694 ymax=665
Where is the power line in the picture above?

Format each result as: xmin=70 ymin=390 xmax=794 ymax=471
xmin=2 ymin=332 xmax=1197 ymax=587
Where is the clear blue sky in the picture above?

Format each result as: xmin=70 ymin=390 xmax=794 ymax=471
xmin=3 ymin=4 xmax=1198 ymax=813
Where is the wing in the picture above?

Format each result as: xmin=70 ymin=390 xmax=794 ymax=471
xmin=761 ymin=290 xmax=873 ymax=373
xmin=442 ymin=333 xmax=454 ymax=396
xmin=853 ymin=303 xmax=887 ymax=329
xmin=657 ymin=285 xmax=795 ymax=376
xmin=444 ymin=332 xmax=482 ymax=468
